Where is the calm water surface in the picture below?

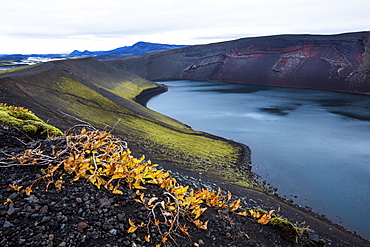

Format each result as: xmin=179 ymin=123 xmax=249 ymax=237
xmin=148 ymin=80 xmax=370 ymax=239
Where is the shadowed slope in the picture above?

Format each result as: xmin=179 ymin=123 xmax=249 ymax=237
xmin=109 ymin=31 xmax=370 ymax=94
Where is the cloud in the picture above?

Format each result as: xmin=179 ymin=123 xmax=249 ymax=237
xmin=1 ymin=0 xmax=370 ymax=54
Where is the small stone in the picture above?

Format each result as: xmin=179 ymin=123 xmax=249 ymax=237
xmin=99 ymin=198 xmax=111 ymax=208
xmin=40 ymin=216 xmax=51 ymax=223
xmin=58 ymin=242 xmax=67 ymax=247
xmin=307 ymin=230 xmax=320 ymax=242
xmin=3 ymin=221 xmax=14 ymax=228
xmin=117 ymin=213 xmax=125 ymax=222
xmin=18 ymin=239 xmax=27 ymax=245
xmin=33 ymin=233 xmax=43 ymax=241
xmin=77 ymin=222 xmax=88 ymax=231
xmin=198 ymin=239 xmax=204 ymax=245
xmin=9 ymin=193 xmax=18 ymax=200
xmin=102 ymin=222 xmax=113 ymax=231
xmin=39 ymin=205 xmax=48 ymax=214
xmin=25 ymin=195 xmax=40 ymax=203
xmin=109 ymin=229 xmax=117 ymax=235
xmin=76 ymin=198 xmax=83 ymax=203
xmin=7 ymin=203 xmax=17 ymax=215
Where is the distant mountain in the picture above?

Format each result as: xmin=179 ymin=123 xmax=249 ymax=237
xmin=69 ymin=42 xmax=187 ymax=60
xmin=108 ymin=31 xmax=370 ymax=94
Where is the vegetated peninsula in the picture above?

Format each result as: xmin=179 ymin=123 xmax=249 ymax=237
xmin=109 ymin=31 xmax=370 ymax=94
xmin=0 ymin=33 xmax=369 ymax=246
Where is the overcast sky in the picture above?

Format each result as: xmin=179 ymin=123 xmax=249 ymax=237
xmin=1 ymin=0 xmax=370 ymax=54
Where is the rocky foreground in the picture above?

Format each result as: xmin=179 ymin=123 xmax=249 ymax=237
xmin=1 ymin=124 xmax=369 ymax=247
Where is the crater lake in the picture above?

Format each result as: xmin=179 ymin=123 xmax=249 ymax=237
xmin=148 ymin=80 xmax=370 ymax=239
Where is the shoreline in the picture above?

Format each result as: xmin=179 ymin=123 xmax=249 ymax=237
xmin=134 ymin=83 xmax=168 ymax=106
xmin=136 ymin=82 xmax=370 ymax=245
xmin=134 ymin=82 xmax=254 ymax=174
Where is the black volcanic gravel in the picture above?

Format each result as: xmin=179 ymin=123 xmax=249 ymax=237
xmin=0 ymin=124 xmax=366 ymax=247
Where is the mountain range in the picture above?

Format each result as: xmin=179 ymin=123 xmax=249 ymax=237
xmin=0 ymin=42 xmax=187 ymax=67
xmin=69 ymin=41 xmax=187 ymax=60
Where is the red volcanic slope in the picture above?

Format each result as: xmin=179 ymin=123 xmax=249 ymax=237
xmin=109 ymin=32 xmax=370 ymax=94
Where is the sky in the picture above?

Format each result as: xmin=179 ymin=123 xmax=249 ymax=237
xmin=1 ymin=0 xmax=370 ymax=54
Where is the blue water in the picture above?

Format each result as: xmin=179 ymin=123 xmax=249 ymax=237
xmin=147 ymin=80 xmax=370 ymax=239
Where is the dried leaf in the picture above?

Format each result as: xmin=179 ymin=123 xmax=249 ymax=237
xmin=179 ymin=224 xmax=191 ymax=238
xmin=148 ymin=197 xmax=158 ymax=206
xmin=192 ymin=207 xmax=207 ymax=219
xmin=257 ymin=210 xmax=275 ymax=225
xmin=249 ymin=209 xmax=261 ymax=219
xmin=55 ymin=180 xmax=63 ymax=190
xmin=127 ymin=219 xmax=138 ymax=233
xmin=236 ymin=211 xmax=248 ymax=217
xmin=193 ymin=219 xmax=209 ymax=230
xmin=9 ymin=184 xmax=23 ymax=192
xmin=112 ymin=189 xmax=123 ymax=194
xmin=127 ymin=225 xmax=138 ymax=233
xmin=4 ymin=198 xmax=13 ymax=205
xmin=25 ymin=186 xmax=33 ymax=196
xmin=227 ymin=191 xmax=232 ymax=201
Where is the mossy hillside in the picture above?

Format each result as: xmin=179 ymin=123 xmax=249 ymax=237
xmin=0 ymin=64 xmax=38 ymax=74
xmin=19 ymin=76 xmax=253 ymax=186
xmin=0 ymin=61 xmax=17 ymax=66
xmin=91 ymin=76 xmax=156 ymax=101
xmin=52 ymin=58 xmax=188 ymax=130
xmin=0 ymin=104 xmax=63 ymax=137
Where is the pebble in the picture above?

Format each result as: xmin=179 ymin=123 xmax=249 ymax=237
xmin=99 ymin=198 xmax=111 ymax=208
xmin=39 ymin=205 xmax=49 ymax=214
xmin=7 ymin=203 xmax=17 ymax=215
xmin=117 ymin=213 xmax=125 ymax=221
xmin=25 ymin=195 xmax=40 ymax=203
xmin=58 ymin=241 xmax=67 ymax=247
xmin=102 ymin=222 xmax=113 ymax=231
xmin=109 ymin=229 xmax=118 ymax=235
xmin=3 ymin=221 xmax=14 ymax=228
xmin=77 ymin=222 xmax=88 ymax=231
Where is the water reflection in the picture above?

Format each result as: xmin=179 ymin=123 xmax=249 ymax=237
xmin=148 ymin=80 xmax=370 ymax=239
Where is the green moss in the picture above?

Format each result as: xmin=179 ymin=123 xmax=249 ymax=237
xmin=8 ymin=111 xmax=42 ymax=122
xmin=0 ymin=104 xmax=63 ymax=137
xmin=268 ymin=217 xmax=300 ymax=240
xmin=21 ymin=124 xmax=38 ymax=134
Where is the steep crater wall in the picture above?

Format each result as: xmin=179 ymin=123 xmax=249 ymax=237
xmin=109 ymin=32 xmax=370 ymax=94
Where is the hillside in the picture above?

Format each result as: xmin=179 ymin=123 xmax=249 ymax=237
xmin=108 ymin=31 xmax=370 ymax=94
xmin=0 ymin=58 xmax=251 ymax=188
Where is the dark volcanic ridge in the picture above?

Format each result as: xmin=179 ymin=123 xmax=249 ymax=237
xmin=109 ymin=31 xmax=370 ymax=94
